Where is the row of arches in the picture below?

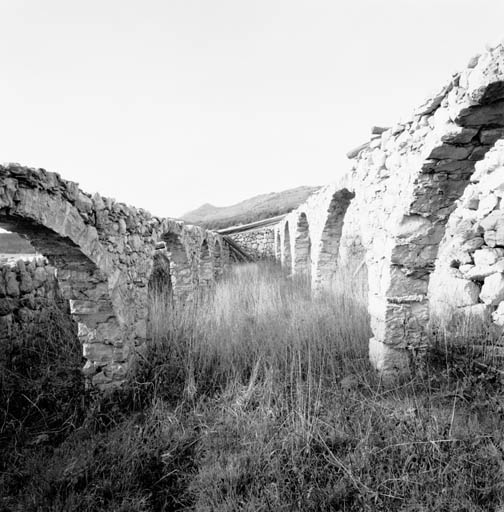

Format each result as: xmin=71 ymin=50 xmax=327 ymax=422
xmin=272 ymin=43 xmax=504 ymax=380
xmin=153 ymin=232 xmax=225 ymax=303
xmin=275 ymin=187 xmax=355 ymax=290
xmin=0 ymin=165 xmax=230 ymax=389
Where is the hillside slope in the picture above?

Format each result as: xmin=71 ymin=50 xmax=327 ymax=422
xmin=181 ymin=186 xmax=320 ymax=230
xmin=0 ymin=232 xmax=35 ymax=254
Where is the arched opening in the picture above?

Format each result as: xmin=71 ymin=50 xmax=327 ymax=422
xmin=294 ymin=213 xmax=311 ymax=280
xmin=163 ymin=232 xmax=194 ymax=304
xmin=148 ymin=251 xmax=172 ymax=299
xmin=212 ymin=238 xmax=223 ymax=280
xmin=147 ymin=249 xmax=172 ymax=341
xmin=0 ymin=214 xmax=125 ymax=388
xmin=199 ymin=240 xmax=213 ymax=288
xmin=315 ymin=189 xmax=355 ymax=289
xmin=283 ymin=222 xmax=292 ymax=273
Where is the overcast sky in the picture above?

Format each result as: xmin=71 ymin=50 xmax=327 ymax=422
xmin=1 ymin=1 xmax=504 ymax=218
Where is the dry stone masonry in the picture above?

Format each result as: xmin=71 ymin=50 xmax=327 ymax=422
xmin=4 ymin=41 xmax=504 ymax=387
xmin=0 ymin=258 xmax=65 ymax=344
xmin=0 ymin=165 xmax=230 ymax=389
xmin=429 ymin=139 xmax=504 ymax=323
xmin=270 ymin=42 xmax=504 ymax=380
xmin=227 ymin=225 xmax=276 ymax=260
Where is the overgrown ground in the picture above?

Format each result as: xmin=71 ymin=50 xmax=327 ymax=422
xmin=1 ymin=263 xmax=504 ymax=511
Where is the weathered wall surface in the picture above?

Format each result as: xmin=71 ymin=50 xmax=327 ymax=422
xmin=0 ymin=165 xmax=230 ymax=389
xmin=429 ymin=140 xmax=504 ymax=322
xmin=228 ymin=226 xmax=275 ymax=260
xmin=0 ymin=258 xmax=66 ymax=343
xmin=269 ymin=43 xmax=504 ymax=380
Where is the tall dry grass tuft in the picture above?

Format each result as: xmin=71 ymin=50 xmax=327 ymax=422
xmin=145 ymin=261 xmax=371 ymax=409
xmin=3 ymin=260 xmax=504 ymax=511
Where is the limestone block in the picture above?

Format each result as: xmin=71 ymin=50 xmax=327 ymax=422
xmin=83 ymin=342 xmax=130 ymax=363
xmin=118 ymin=218 xmax=127 ymax=234
xmin=370 ymin=297 xmax=429 ymax=348
xmin=386 ymin=267 xmax=428 ymax=298
xmin=473 ymin=247 xmax=504 ymax=267
xmin=82 ymin=360 xmax=99 ymax=377
xmin=103 ymin=361 xmax=129 ymax=380
xmin=477 ymin=166 xmax=504 ymax=197
xmin=480 ymin=272 xmax=504 ymax=305
xmin=477 ymin=193 xmax=499 ymax=216
xmin=69 ymin=299 xmax=113 ymax=315
xmin=461 ymin=189 xmax=479 ymax=210
xmin=441 ymin=126 xmax=478 ymax=144
xmin=484 ymin=231 xmax=498 ymax=247
xmin=129 ymin=234 xmax=142 ymax=251
xmin=460 ymin=237 xmax=485 ymax=252
xmin=19 ymin=271 xmax=33 ymax=293
xmin=429 ymin=144 xmax=472 ymax=160
xmin=464 ymin=264 xmax=497 ymax=281
xmin=450 ymin=278 xmax=481 ymax=306
xmin=492 ymin=302 xmax=504 ymax=326
xmin=76 ymin=192 xmax=93 ymax=212
xmin=33 ymin=266 xmax=47 ymax=288
xmin=457 ymin=100 xmax=504 ymax=128
xmin=459 ymin=264 xmax=474 ymax=275
xmin=95 ymin=321 xmax=123 ymax=343
xmin=480 ymin=128 xmax=504 ymax=145
xmin=5 ymin=272 xmax=19 ymax=298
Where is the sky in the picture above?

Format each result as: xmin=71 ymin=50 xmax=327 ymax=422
xmin=1 ymin=0 xmax=504 ymax=219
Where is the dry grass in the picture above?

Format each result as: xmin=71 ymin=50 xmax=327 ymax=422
xmin=2 ymin=262 xmax=504 ymax=511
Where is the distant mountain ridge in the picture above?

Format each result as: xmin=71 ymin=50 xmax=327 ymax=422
xmin=0 ymin=233 xmax=35 ymax=254
xmin=181 ymin=186 xmax=321 ymax=230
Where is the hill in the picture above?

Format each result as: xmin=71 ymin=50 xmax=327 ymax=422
xmin=181 ymin=186 xmax=320 ymax=230
xmin=0 ymin=232 xmax=35 ymax=254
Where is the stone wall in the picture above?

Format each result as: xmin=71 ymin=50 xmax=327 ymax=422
xmin=268 ymin=42 xmax=504 ymax=380
xmin=429 ymin=139 xmax=504 ymax=323
xmin=0 ymin=165 xmax=231 ymax=389
xmin=0 ymin=258 xmax=65 ymax=343
xmin=228 ymin=225 xmax=276 ymax=260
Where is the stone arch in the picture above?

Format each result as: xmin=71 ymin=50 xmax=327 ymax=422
xmin=0 ymin=190 xmax=128 ymax=389
xmin=199 ymin=239 xmax=213 ymax=287
xmin=162 ymin=232 xmax=194 ymax=303
xmin=293 ymin=212 xmax=311 ymax=279
xmin=0 ymin=165 xmax=231 ymax=389
xmin=147 ymin=248 xmax=173 ymax=339
xmin=314 ymin=188 xmax=355 ymax=289
xmin=282 ymin=222 xmax=292 ymax=273
xmin=367 ymin=68 xmax=504 ymax=378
